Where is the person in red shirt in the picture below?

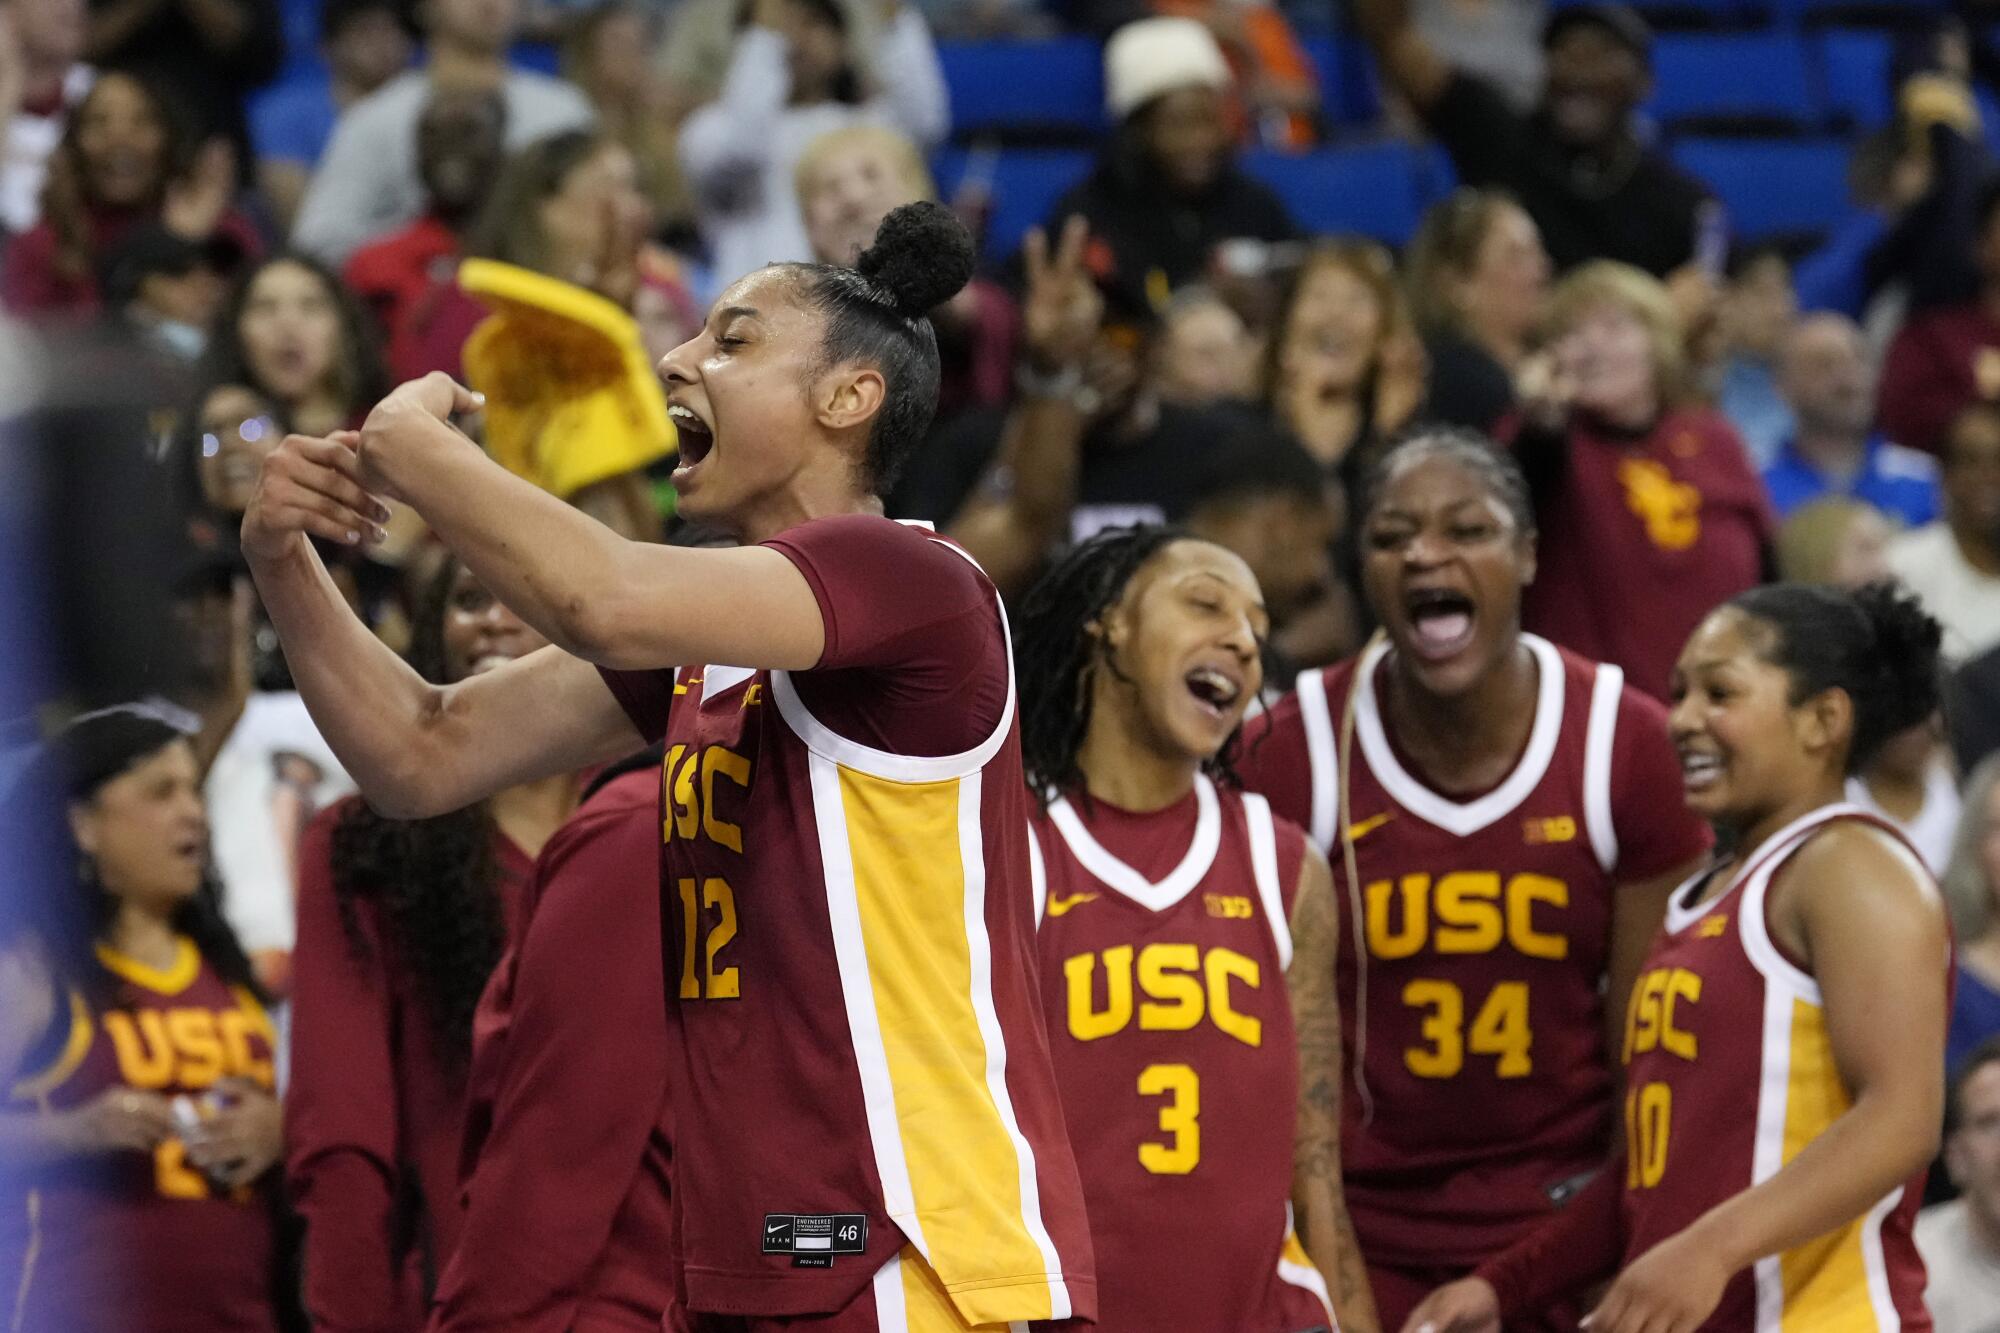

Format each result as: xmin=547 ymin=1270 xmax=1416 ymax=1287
xmin=0 ymin=706 xmax=286 ymax=1333
xmin=1407 ymin=582 xmax=1951 ymax=1333
xmin=343 ymin=88 xmax=507 ymax=369
xmin=287 ymin=557 xmax=583 ymax=1331
xmin=1013 ymin=525 xmax=1378 ymax=1332
xmin=1503 ymin=260 xmax=1775 ymax=702
xmin=430 ymin=748 xmax=671 ymax=1333
xmin=1235 ymin=430 xmax=1711 ymax=1330
xmin=242 ymin=202 xmax=1093 ymax=1331
xmin=1879 ymin=179 xmax=2000 ymax=457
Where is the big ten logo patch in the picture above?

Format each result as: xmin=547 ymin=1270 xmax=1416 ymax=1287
xmin=1064 ymin=943 xmax=1264 ymax=1047
xmin=1203 ymin=894 xmax=1254 ymax=920
xmin=1616 ymin=457 xmax=1702 ymax=551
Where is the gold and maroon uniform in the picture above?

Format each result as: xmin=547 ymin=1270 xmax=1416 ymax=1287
xmin=1029 ymin=777 xmax=1336 ymax=1333
xmin=3 ymin=939 xmax=280 ymax=1332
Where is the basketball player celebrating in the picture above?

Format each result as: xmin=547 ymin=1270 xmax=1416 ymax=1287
xmin=1404 ymin=582 xmax=1951 ymax=1333
xmin=239 ymin=203 xmax=1094 ymax=1331
xmin=1016 ymin=527 xmax=1381 ymax=1333
xmin=1236 ymin=431 xmax=1712 ymax=1329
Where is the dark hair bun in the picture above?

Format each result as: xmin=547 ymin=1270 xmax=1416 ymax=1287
xmin=856 ymin=201 xmax=975 ymax=319
xmin=1852 ymin=581 xmax=1945 ymax=742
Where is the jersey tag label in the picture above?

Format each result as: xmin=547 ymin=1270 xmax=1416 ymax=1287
xmin=763 ymin=1213 xmax=868 ymax=1268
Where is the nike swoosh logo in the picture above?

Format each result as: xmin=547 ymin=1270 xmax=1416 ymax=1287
xmin=1045 ymin=892 xmax=1098 ymax=918
xmin=1346 ymin=812 xmax=1393 ymax=842
xmin=766 ymin=1222 xmax=789 ymax=1233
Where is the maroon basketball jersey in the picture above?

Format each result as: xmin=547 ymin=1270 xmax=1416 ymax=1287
xmin=596 ymin=519 xmax=1092 ymax=1322
xmin=1236 ymin=635 xmax=1709 ymax=1268
xmin=1621 ymin=804 xmax=1938 ymax=1331
xmin=1029 ymin=777 xmax=1336 ymax=1333
xmin=4 ymin=939 xmax=279 ymax=1332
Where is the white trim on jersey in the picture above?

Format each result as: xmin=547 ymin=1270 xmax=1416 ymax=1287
xmin=1242 ymin=793 xmax=1292 ymax=971
xmin=1295 ymin=668 xmax=1340 ymax=851
xmin=1861 ymin=1187 xmax=1905 ymax=1331
xmin=1737 ymin=804 xmax=1884 ymax=1005
xmin=701 ymin=663 xmax=756 ymax=703
xmin=1278 ymin=1202 xmax=1336 ymax=1325
xmin=807 ymin=750 xmax=929 ymax=1256
xmin=959 ymin=771 xmax=1073 ymax=1322
xmin=769 ymin=536 xmax=1018 ymax=784
xmin=1750 ymin=966 xmax=1796 ymax=1333
xmin=1352 ymin=634 xmax=1567 ymax=837
xmin=1026 ymin=823 xmax=1048 ymax=925
xmin=872 ymin=1251 xmax=910 ymax=1332
xmin=1581 ymin=662 xmax=1624 ymax=877
xmin=1045 ymin=774 xmax=1223 ymax=913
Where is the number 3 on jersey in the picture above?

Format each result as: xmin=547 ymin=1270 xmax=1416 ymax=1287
xmin=1139 ymin=1063 xmax=1199 ymax=1174
xmin=1402 ymin=979 xmax=1532 ymax=1078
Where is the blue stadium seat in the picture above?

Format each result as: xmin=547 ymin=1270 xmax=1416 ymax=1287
xmin=937 ymin=39 xmax=1105 ymax=144
xmin=1672 ymin=137 xmax=1854 ymax=238
xmin=1240 ymin=142 xmax=1432 ymax=244
xmin=1298 ymin=32 xmax=1381 ymax=128
xmin=1771 ymin=0 xmax=1947 ymax=27
xmin=1548 ymin=0 xmax=1755 ymax=29
xmin=931 ymin=147 xmax=1094 ymax=264
xmin=1648 ymin=32 xmax=1818 ymax=132
xmin=1815 ymin=29 xmax=1894 ymax=131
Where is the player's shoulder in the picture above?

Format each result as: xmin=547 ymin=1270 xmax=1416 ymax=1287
xmin=772 ymin=515 xmax=990 ymax=591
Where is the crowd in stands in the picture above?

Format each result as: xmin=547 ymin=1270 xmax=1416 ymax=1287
xmin=10 ymin=0 xmax=2000 ymax=1326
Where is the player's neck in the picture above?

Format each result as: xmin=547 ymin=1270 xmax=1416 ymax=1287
xmin=1732 ymin=782 xmax=1848 ymax=864
xmin=1075 ymin=721 xmax=1198 ymax=815
xmin=732 ymin=478 xmax=884 ymax=544
xmin=101 ymin=903 xmax=182 ymax=974
xmin=1381 ymin=640 xmax=1539 ymax=787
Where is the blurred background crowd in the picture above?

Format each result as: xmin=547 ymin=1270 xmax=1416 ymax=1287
xmin=7 ymin=0 xmax=2000 ymax=1326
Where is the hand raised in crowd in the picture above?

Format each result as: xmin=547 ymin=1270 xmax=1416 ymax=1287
xmin=1020 ymin=214 xmax=1102 ymax=375
xmin=1515 ymin=344 xmax=1578 ymax=432
xmin=1399 ymin=1276 xmax=1499 ymax=1333
xmin=162 ymin=139 xmax=237 ymax=240
xmin=183 ymin=1078 xmax=283 ymax=1191
xmin=67 ymin=1088 xmax=177 ymax=1154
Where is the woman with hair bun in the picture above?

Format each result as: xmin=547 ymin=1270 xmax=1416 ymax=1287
xmin=242 ymin=202 xmax=1096 ymax=1330
xmin=1407 ymin=583 xmax=1953 ymax=1333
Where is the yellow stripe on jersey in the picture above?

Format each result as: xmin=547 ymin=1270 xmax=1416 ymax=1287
xmin=94 ymin=937 xmax=199 ymax=996
xmin=9 ymin=991 xmax=91 ymax=1104
xmin=1777 ymin=997 xmax=1883 ymax=1332
xmin=837 ymin=765 xmax=1062 ymax=1325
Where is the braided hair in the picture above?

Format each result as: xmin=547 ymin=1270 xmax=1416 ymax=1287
xmin=1017 ymin=525 xmax=1250 ymax=805
xmin=328 ymin=557 xmax=507 ymax=1074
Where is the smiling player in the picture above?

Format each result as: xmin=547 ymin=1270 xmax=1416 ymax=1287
xmin=239 ymin=203 xmax=1093 ymax=1332
xmin=1236 ymin=430 xmax=1710 ymax=1329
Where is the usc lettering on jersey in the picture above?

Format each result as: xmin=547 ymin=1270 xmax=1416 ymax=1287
xmin=1621 ymin=805 xmax=1938 ymax=1331
xmin=1029 ymin=776 xmax=1335 ymax=1333
xmin=4 ymin=939 xmax=279 ymax=1333
xmin=1237 ymin=635 xmax=1708 ymax=1268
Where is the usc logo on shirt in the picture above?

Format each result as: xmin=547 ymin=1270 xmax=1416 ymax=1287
xmin=105 ymin=1002 xmax=275 ymax=1091
xmin=1063 ymin=943 xmax=1265 ymax=1048
xmin=1363 ymin=871 xmax=1571 ymax=961
xmin=1616 ymin=458 xmax=1702 ymax=551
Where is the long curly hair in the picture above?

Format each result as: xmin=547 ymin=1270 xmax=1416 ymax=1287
xmin=41 ymin=72 xmax=196 ymax=288
xmin=328 ymin=557 xmax=507 ymax=1073
xmin=198 ymin=252 xmax=388 ymax=429
xmin=1015 ymin=525 xmax=1247 ymax=806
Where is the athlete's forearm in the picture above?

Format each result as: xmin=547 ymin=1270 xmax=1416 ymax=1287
xmin=1473 ymin=1158 xmax=1622 ymax=1317
xmin=1673 ymin=1088 xmax=1939 ymax=1280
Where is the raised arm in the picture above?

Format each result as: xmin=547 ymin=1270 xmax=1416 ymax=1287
xmin=1350 ymin=0 xmax=1452 ymax=114
xmin=241 ymin=436 xmax=641 ymax=819
xmin=1288 ymin=841 xmax=1382 ymax=1333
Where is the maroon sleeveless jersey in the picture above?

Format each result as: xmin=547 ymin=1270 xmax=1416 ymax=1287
xmin=1028 ymin=777 xmax=1336 ymax=1333
xmin=1236 ymin=635 xmax=1709 ymax=1268
xmin=596 ymin=516 xmax=1092 ymax=1322
xmin=1620 ymin=804 xmax=1940 ymax=1331
xmin=4 ymin=939 xmax=280 ymax=1332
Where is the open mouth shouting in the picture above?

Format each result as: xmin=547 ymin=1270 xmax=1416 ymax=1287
xmin=669 ymin=402 xmax=715 ymax=479
xmin=1183 ymin=661 xmax=1246 ymax=723
xmin=1403 ymin=585 xmax=1477 ymax=663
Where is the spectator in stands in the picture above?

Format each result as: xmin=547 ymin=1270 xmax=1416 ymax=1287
xmin=1041 ymin=16 xmax=1295 ymax=319
xmin=1775 ymin=495 xmax=1895 ymax=590
xmin=292 ymin=0 xmax=593 ymax=266
xmin=1920 ymin=1037 xmax=2000 ymax=1333
xmin=176 ymin=380 xmax=279 ymax=526
xmin=288 ymin=557 xmax=582 ymax=1331
xmin=0 ymin=0 xmax=93 ymax=235
xmin=679 ymin=0 xmax=947 ymax=293
xmin=1951 ymin=643 xmax=2000 ymax=774
xmin=1504 ymin=260 xmax=1772 ymax=700
xmin=562 ymin=2 xmax=687 ymax=238
xmin=1845 ymin=715 xmax=1962 ymax=876
xmin=1404 ymin=187 xmax=1549 ymax=433
xmin=1942 ymin=768 xmax=2000 ymax=1100
xmin=1148 ymin=282 xmax=1256 ymax=410
xmin=1714 ymin=244 xmax=1797 ymax=466
xmin=343 ymin=87 xmax=506 ymax=373
xmin=1150 ymin=0 xmax=1320 ymax=148
xmin=796 ymin=124 xmax=1016 ymax=419
xmin=1763 ymin=313 xmax=1941 ymax=528
xmin=1887 ymin=401 xmax=2000 ymax=661
xmin=1 ymin=70 xmax=256 ymax=315
xmin=1412 ymin=0 xmax=1543 ymax=112
xmin=100 ymin=222 xmax=236 ymax=363
xmin=202 ymin=252 xmax=386 ymax=439
xmin=1880 ymin=179 xmax=2000 ymax=457
xmin=1354 ymin=0 xmax=1707 ymax=278
xmin=83 ymin=0 xmax=278 ymax=166
xmin=0 ymin=706 xmax=288 ymax=1333
xmin=248 ymin=0 xmax=416 ymax=232
xmin=1264 ymin=239 xmax=1424 ymax=481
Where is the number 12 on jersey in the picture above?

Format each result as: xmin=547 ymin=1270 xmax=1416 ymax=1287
xmin=677 ymin=877 xmax=740 ymax=999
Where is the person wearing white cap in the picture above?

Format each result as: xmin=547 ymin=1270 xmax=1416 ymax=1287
xmin=1032 ymin=15 xmax=1296 ymax=319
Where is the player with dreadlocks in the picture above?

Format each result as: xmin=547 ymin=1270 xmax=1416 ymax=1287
xmin=1015 ymin=524 xmax=1381 ymax=1333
